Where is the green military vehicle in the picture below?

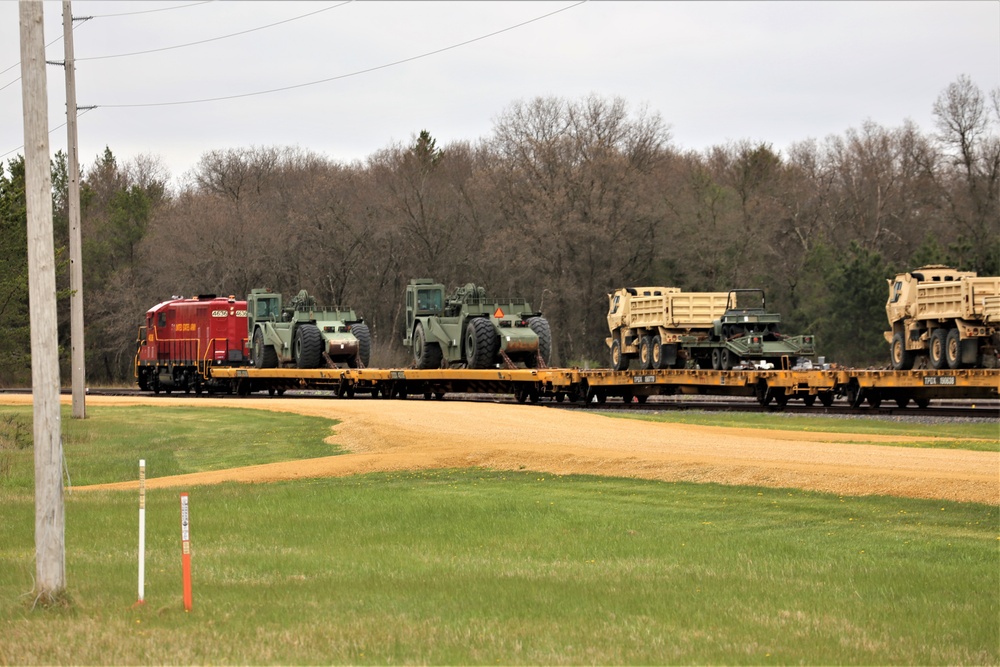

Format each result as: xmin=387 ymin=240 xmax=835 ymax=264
xmin=248 ymin=288 xmax=371 ymax=369
xmin=403 ymin=279 xmax=551 ymax=369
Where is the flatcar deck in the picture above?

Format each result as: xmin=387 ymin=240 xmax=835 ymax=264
xmin=210 ymin=366 xmax=999 ymax=408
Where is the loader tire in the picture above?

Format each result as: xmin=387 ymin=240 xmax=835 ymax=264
xmin=252 ymin=328 xmax=278 ymax=369
xmin=466 ymin=317 xmax=498 ymax=369
xmin=413 ymin=322 xmax=443 ymax=369
xmin=350 ymin=323 xmax=372 ymax=368
xmin=295 ymin=324 xmax=323 ymax=369
xmin=526 ymin=316 xmax=552 ymax=367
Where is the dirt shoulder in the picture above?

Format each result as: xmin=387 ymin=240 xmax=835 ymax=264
xmin=5 ymin=394 xmax=998 ymax=504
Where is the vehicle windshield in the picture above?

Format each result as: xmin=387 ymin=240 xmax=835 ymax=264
xmin=257 ymin=297 xmax=279 ymax=319
xmin=730 ymin=290 xmax=764 ymax=310
xmin=416 ymin=288 xmax=442 ymax=313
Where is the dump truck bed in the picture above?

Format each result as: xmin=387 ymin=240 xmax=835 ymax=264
xmin=914 ymin=277 xmax=1000 ymax=322
xmin=623 ymin=289 xmax=729 ymax=331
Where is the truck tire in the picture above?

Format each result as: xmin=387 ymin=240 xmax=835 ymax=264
xmin=945 ymin=328 xmax=962 ymax=369
xmin=610 ymin=339 xmax=629 ymax=371
xmin=720 ymin=347 xmax=737 ymax=370
xmin=890 ymin=331 xmax=914 ymax=371
xmin=466 ymin=317 xmax=498 ymax=369
xmin=639 ymin=336 xmax=653 ymax=370
xmin=526 ymin=317 xmax=552 ymax=367
xmin=413 ymin=322 xmax=443 ymax=369
xmin=350 ymin=323 xmax=372 ymax=368
xmin=650 ymin=335 xmax=663 ymax=369
xmin=252 ymin=328 xmax=278 ymax=369
xmin=295 ymin=323 xmax=323 ymax=369
xmin=711 ymin=347 xmax=723 ymax=371
xmin=929 ymin=328 xmax=947 ymax=369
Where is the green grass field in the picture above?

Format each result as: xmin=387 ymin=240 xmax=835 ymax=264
xmin=598 ymin=409 xmax=1000 ymax=452
xmin=0 ymin=405 xmax=997 ymax=665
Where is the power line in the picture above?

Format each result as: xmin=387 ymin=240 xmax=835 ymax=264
xmin=0 ymin=0 xmax=216 ymax=82
xmin=79 ymin=2 xmax=351 ymax=62
xmin=99 ymin=1 xmax=588 ymax=109
xmin=86 ymin=1 xmax=214 ymax=19
xmin=0 ymin=33 xmax=70 ymax=81
xmin=0 ymin=107 xmax=96 ymax=163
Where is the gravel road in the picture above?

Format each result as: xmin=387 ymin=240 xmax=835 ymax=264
xmin=6 ymin=395 xmax=997 ymax=504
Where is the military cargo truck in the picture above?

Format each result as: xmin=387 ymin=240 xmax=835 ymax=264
xmin=248 ymin=288 xmax=371 ymax=369
xmin=606 ymin=287 xmax=815 ymax=371
xmin=403 ymin=279 xmax=551 ymax=369
xmin=884 ymin=265 xmax=1000 ymax=369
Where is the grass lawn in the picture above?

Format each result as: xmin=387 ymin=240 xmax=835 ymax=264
xmin=0 ymin=404 xmax=342 ymax=488
xmin=0 ymin=405 xmax=997 ymax=664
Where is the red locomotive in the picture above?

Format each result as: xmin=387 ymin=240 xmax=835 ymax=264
xmin=134 ymin=294 xmax=249 ymax=394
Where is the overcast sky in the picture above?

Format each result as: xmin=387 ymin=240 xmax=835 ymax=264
xmin=1 ymin=1 xmax=998 ymax=187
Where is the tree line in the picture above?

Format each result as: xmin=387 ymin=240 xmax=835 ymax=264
xmin=0 ymin=75 xmax=997 ymax=385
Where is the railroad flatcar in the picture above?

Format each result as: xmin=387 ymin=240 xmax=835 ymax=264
xmin=134 ymin=294 xmax=249 ymax=394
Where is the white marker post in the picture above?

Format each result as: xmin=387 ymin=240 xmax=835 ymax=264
xmin=137 ymin=459 xmax=145 ymax=604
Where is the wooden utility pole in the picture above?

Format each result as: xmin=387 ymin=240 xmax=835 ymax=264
xmin=62 ymin=0 xmax=86 ymax=420
xmin=20 ymin=0 xmax=67 ymax=601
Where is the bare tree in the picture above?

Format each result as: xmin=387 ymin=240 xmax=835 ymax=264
xmin=489 ymin=95 xmax=670 ymax=363
xmin=932 ymin=75 xmax=1000 ymax=273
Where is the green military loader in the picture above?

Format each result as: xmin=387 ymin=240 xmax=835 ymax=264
xmin=403 ymin=279 xmax=551 ymax=369
xmin=247 ymin=288 xmax=371 ymax=369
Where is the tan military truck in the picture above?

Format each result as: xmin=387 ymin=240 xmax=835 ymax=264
xmin=606 ymin=287 xmax=815 ymax=371
xmin=885 ymin=265 xmax=1000 ymax=369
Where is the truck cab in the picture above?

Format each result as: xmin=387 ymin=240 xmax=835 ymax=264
xmin=404 ymin=279 xmax=445 ymax=346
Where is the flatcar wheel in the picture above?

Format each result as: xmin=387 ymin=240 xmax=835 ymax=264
xmin=818 ymin=391 xmax=834 ymax=407
xmin=867 ymin=392 xmax=882 ymax=409
xmin=895 ymin=397 xmax=910 ymax=409
xmin=802 ymin=394 xmax=816 ymax=407
xmin=915 ymin=398 xmax=931 ymax=409
xmin=755 ymin=381 xmax=771 ymax=406
xmin=846 ymin=382 xmax=864 ymax=408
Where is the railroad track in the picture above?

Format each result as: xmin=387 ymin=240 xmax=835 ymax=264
xmin=4 ymin=387 xmax=994 ymax=421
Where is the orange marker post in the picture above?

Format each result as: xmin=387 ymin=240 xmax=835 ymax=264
xmin=179 ymin=492 xmax=193 ymax=611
